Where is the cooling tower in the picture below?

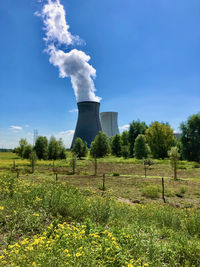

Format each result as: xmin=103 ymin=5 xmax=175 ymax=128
xmin=71 ymin=101 xmax=102 ymax=148
xmin=100 ymin=112 xmax=120 ymax=137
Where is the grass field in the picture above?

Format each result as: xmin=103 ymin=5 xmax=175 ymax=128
xmin=0 ymin=152 xmax=200 ymax=266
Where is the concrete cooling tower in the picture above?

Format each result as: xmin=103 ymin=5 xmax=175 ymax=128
xmin=71 ymin=101 xmax=102 ymax=148
xmin=100 ymin=112 xmax=119 ymax=137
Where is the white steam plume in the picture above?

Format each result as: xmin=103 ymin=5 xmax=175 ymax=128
xmin=37 ymin=0 xmax=101 ymax=102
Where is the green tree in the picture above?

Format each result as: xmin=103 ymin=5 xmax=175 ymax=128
xmin=48 ymin=137 xmax=66 ymax=160
xmin=22 ymin=144 xmax=33 ymax=159
xmin=34 ymin=136 xmax=48 ymax=160
xmin=82 ymin=141 xmax=88 ymax=157
xmin=180 ymin=113 xmax=200 ymax=162
xmin=72 ymin=138 xmax=87 ymax=159
xmin=48 ymin=136 xmax=59 ymax=160
xmin=90 ymin=132 xmax=110 ymax=158
xmin=145 ymin=121 xmax=175 ymax=159
xmin=134 ymin=134 xmax=150 ymax=159
xmin=121 ymin=145 xmax=130 ymax=159
xmin=129 ymin=120 xmax=148 ymax=157
xmin=168 ymin=146 xmax=180 ymax=180
xmin=29 ymin=150 xmax=37 ymax=173
xmin=121 ymin=131 xmax=129 ymax=146
xmin=57 ymin=139 xmax=66 ymax=159
xmin=16 ymin=139 xmax=28 ymax=157
xmin=111 ymin=134 xmax=122 ymax=157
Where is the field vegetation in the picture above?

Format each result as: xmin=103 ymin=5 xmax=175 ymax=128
xmin=0 ymin=151 xmax=200 ymax=266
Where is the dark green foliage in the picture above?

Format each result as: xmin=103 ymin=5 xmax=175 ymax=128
xmin=121 ymin=131 xmax=129 ymax=146
xmin=35 ymin=136 xmax=48 ymax=160
xmin=22 ymin=144 xmax=33 ymax=159
xmin=121 ymin=145 xmax=130 ymax=159
xmin=180 ymin=113 xmax=200 ymax=162
xmin=129 ymin=120 xmax=148 ymax=157
xmin=134 ymin=134 xmax=150 ymax=159
xmin=72 ymin=138 xmax=88 ymax=159
xmin=111 ymin=134 xmax=122 ymax=157
xmin=48 ymin=137 xmax=66 ymax=160
xmin=146 ymin=121 xmax=175 ymax=159
xmin=59 ymin=147 xmax=67 ymax=159
xmin=82 ymin=141 xmax=88 ymax=157
xmin=90 ymin=132 xmax=110 ymax=158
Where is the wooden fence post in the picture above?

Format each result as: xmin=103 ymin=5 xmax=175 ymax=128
xmin=162 ymin=177 xmax=166 ymax=203
xmin=102 ymin=174 xmax=105 ymax=191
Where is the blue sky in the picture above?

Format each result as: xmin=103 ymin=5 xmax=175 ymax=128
xmin=0 ymin=0 xmax=200 ymax=148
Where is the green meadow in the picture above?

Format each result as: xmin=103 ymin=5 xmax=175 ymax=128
xmin=0 ymin=152 xmax=200 ymax=266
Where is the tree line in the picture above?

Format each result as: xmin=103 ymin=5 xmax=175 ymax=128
xmin=14 ymin=136 xmax=66 ymax=161
xmin=73 ymin=113 xmax=200 ymax=163
xmin=14 ymin=113 xmax=200 ymax=163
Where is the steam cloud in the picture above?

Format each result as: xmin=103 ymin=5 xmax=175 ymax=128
xmin=37 ymin=0 xmax=101 ymax=102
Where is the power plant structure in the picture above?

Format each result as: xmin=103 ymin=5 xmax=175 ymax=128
xmin=71 ymin=101 xmax=102 ymax=148
xmin=100 ymin=112 xmax=120 ymax=137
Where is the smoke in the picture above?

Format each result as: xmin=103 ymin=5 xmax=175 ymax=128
xmin=37 ymin=0 xmax=101 ymax=102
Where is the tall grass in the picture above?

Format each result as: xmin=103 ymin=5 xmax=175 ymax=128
xmin=1 ymin=173 xmax=200 ymax=266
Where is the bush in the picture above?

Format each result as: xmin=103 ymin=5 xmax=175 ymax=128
xmin=113 ymin=172 xmax=120 ymax=176
xmin=142 ymin=186 xmax=160 ymax=199
xmin=179 ymin=186 xmax=186 ymax=194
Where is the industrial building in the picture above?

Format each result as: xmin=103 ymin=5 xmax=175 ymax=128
xmin=100 ymin=112 xmax=119 ymax=137
xmin=71 ymin=101 xmax=102 ymax=148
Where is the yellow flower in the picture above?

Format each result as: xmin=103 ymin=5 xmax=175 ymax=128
xmin=76 ymin=252 xmax=84 ymax=257
xmin=64 ymin=248 xmax=69 ymax=253
xmin=0 ymin=206 xmax=4 ymax=211
xmin=32 ymin=262 xmax=36 ymax=266
xmin=33 ymin=213 xmax=39 ymax=217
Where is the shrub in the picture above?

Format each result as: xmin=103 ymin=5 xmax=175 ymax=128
xmin=179 ymin=186 xmax=186 ymax=194
xmin=113 ymin=172 xmax=120 ymax=176
xmin=142 ymin=186 xmax=160 ymax=199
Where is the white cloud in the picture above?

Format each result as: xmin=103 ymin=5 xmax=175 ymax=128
xmin=69 ymin=108 xmax=78 ymax=113
xmin=119 ymin=124 xmax=130 ymax=132
xmin=37 ymin=0 xmax=101 ymax=102
xmin=10 ymin=126 xmax=23 ymax=131
xmin=54 ymin=130 xmax=75 ymax=148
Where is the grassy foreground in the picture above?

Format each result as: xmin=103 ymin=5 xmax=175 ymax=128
xmin=0 ymin=152 xmax=200 ymax=266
